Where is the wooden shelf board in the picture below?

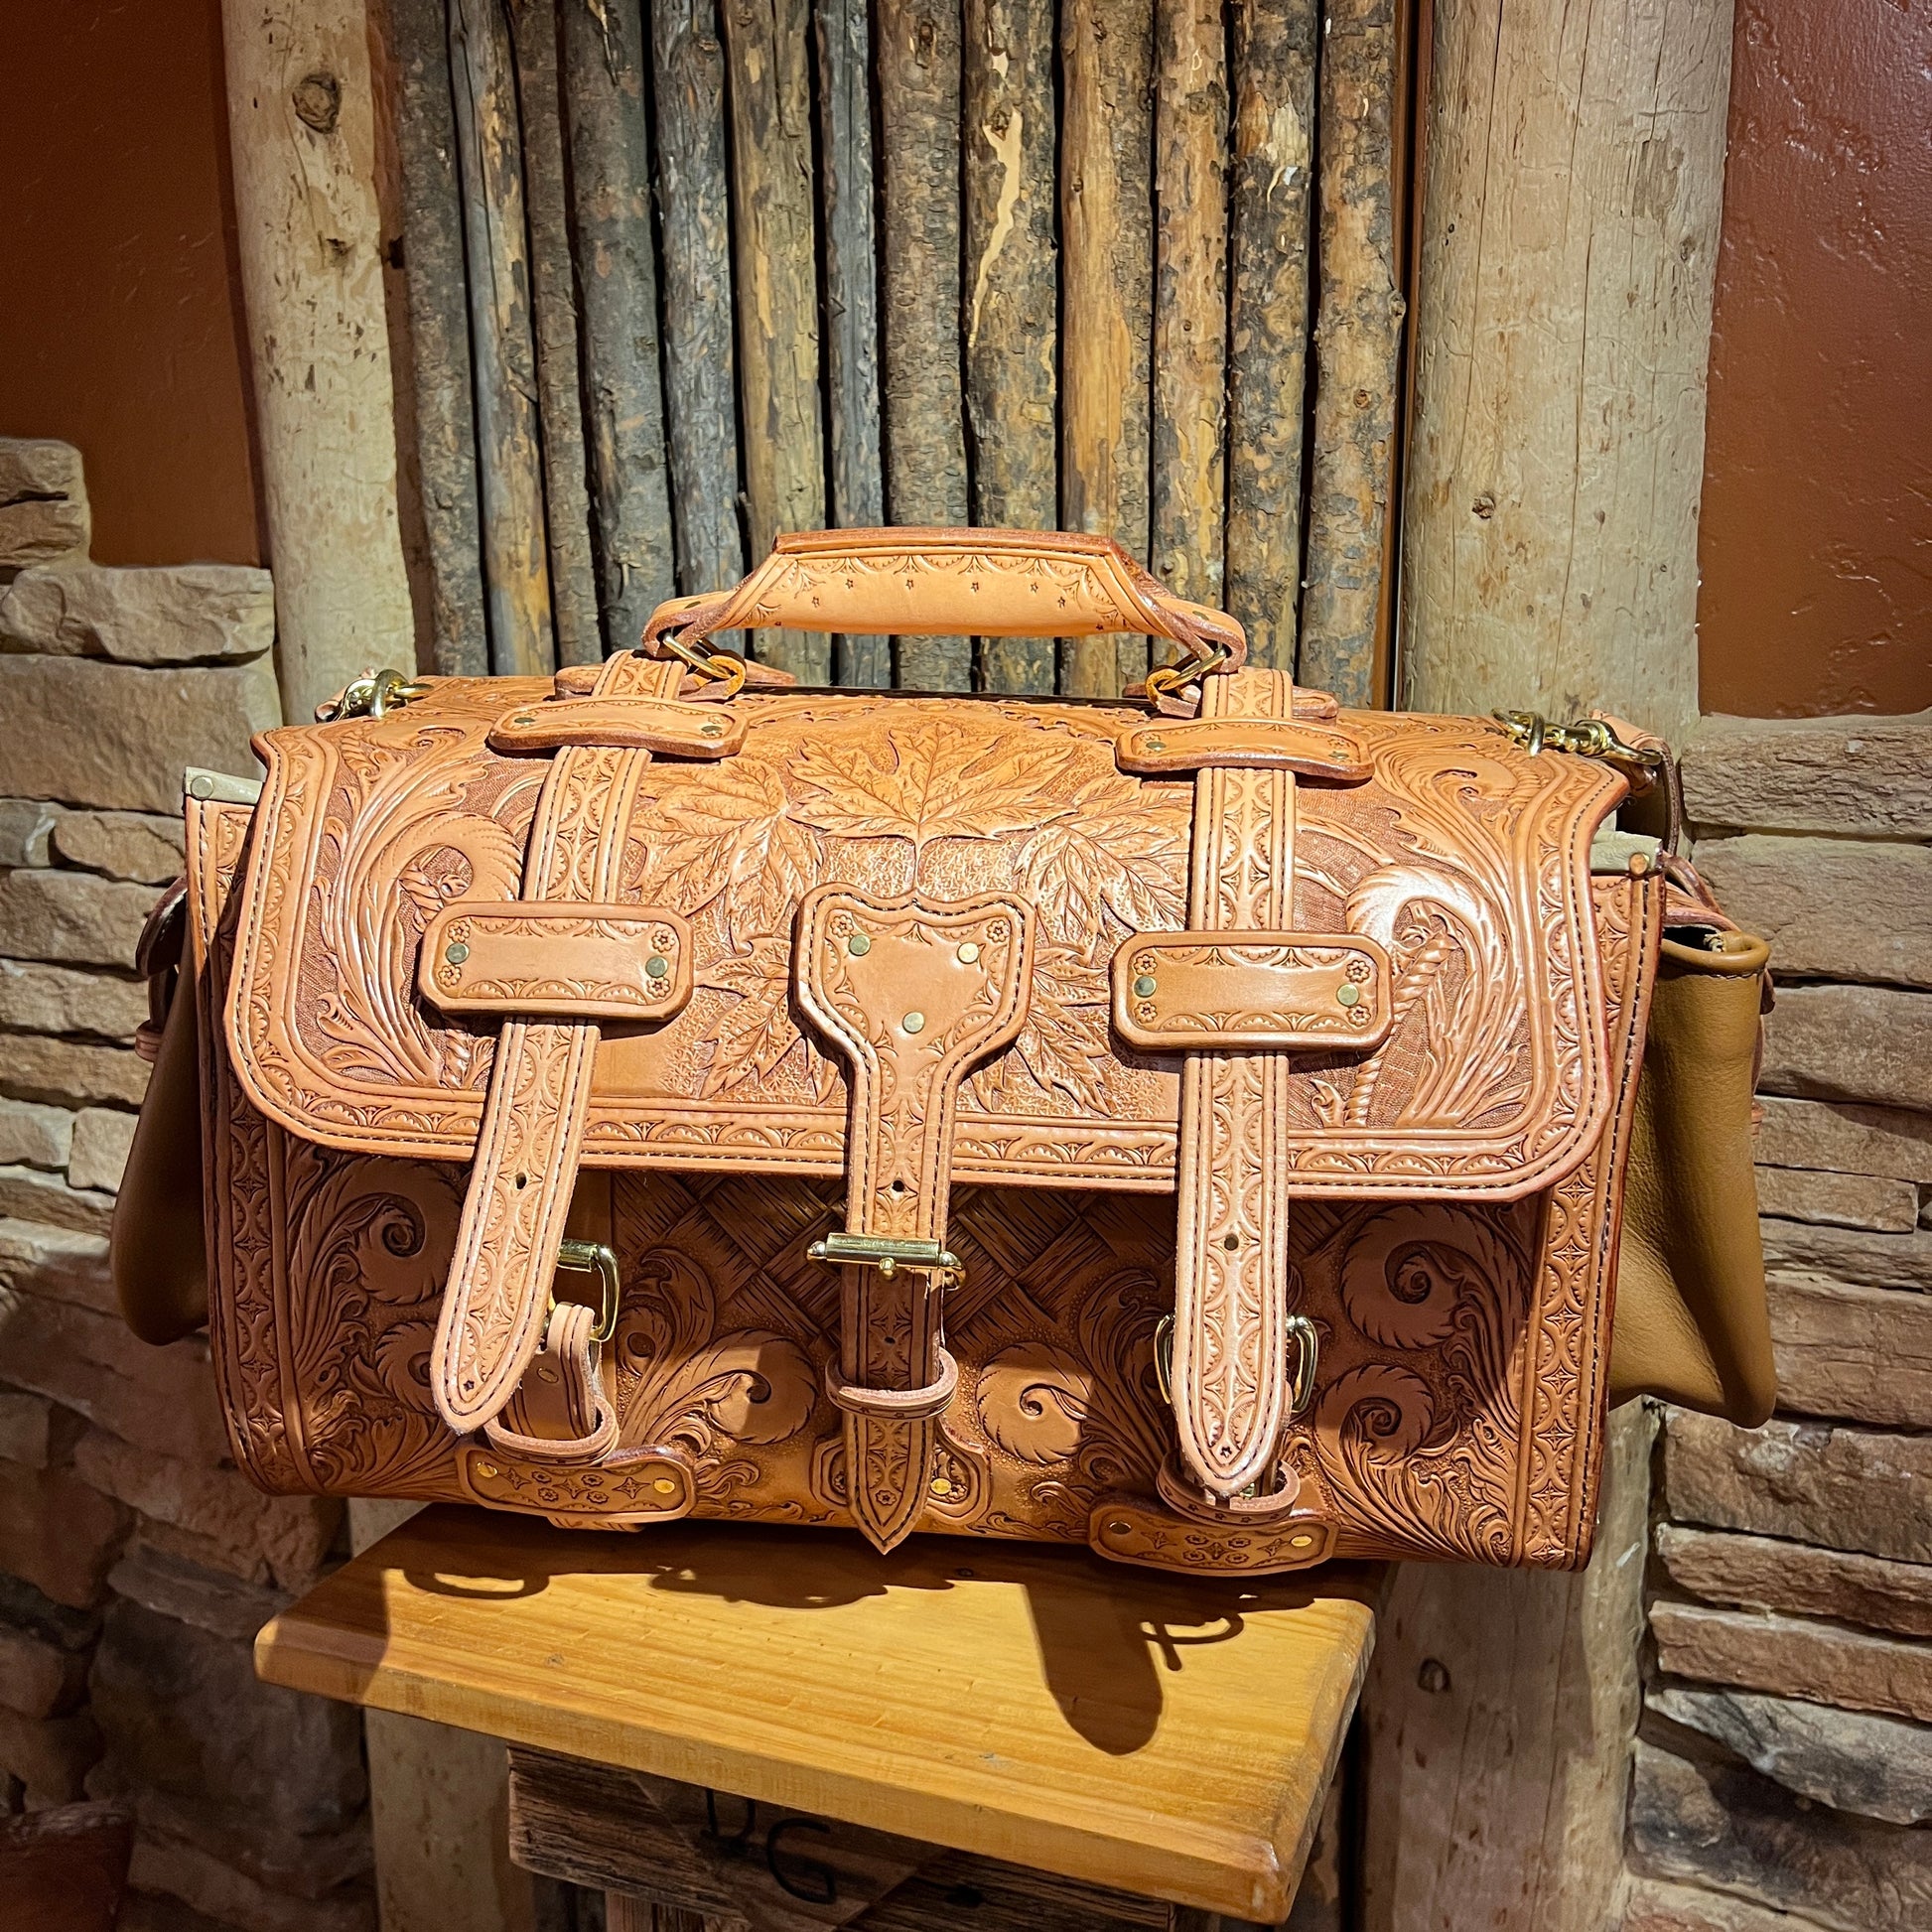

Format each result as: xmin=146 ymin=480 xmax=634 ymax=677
xmin=256 ymin=1507 xmax=1379 ymax=1921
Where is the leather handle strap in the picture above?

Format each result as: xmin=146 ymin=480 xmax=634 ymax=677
xmin=642 ymin=527 xmax=1247 ymax=676
xmin=430 ymin=653 xmax=682 ymax=1439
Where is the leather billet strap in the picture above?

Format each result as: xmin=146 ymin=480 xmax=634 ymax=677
xmin=1170 ymin=668 xmax=1313 ymax=1500
xmin=483 ymin=1300 xmax=619 ymax=1464
xmin=431 ymin=654 xmax=707 ymax=1443
xmin=794 ymin=886 xmax=1034 ymax=1553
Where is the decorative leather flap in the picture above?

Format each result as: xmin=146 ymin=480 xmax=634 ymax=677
xmin=228 ymin=681 xmax=1627 ymax=1201
xmin=488 ymin=695 xmax=744 ymax=757
xmin=1111 ymin=933 xmax=1393 ymax=1051
xmin=418 ymin=902 xmax=693 ymax=1021
xmin=1114 ymin=717 xmax=1372 ymax=782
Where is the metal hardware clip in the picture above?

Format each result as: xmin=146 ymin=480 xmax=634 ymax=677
xmin=552 ymin=1239 xmax=621 ymax=1343
xmin=806 ymin=1231 xmax=963 ymax=1285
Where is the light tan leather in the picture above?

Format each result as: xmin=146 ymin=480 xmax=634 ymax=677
xmin=1114 ymin=716 xmax=1372 ymax=781
xmin=1609 ymin=927 xmax=1777 ymax=1424
xmin=113 ymin=527 xmax=1764 ymax=1576
xmin=419 ymin=903 xmax=693 ymax=1022
xmin=1111 ymin=933 xmax=1392 ymax=1052
xmin=793 ymin=886 xmax=1035 ymax=1551
xmin=641 ymin=527 xmax=1247 ymax=671
xmin=488 ymin=694 xmax=746 ymax=756
xmin=111 ymin=928 xmax=208 ymax=1345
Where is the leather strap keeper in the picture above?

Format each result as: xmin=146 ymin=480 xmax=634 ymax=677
xmin=488 ymin=694 xmax=746 ymax=757
xmin=419 ymin=903 xmax=693 ymax=1022
xmin=1112 ymin=933 xmax=1392 ymax=1051
xmin=1115 ymin=716 xmax=1372 ymax=782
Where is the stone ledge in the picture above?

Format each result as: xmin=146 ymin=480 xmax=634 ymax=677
xmin=69 ymin=1108 xmax=136 ymax=1193
xmin=1767 ymin=1273 xmax=1932 ymax=1429
xmin=0 ymin=867 xmax=159 ymax=971
xmin=0 ymin=1166 xmax=115 ymax=1238
xmin=1655 ymin=1526 xmax=1932 ymax=1641
xmin=0 ymin=563 xmax=274 ymax=665
xmin=1760 ymin=984 xmax=1932 ymax=1115
xmin=0 ymin=960 xmax=148 ymax=1043
xmin=51 ymin=809 xmax=187 ymax=887
xmin=0 ymin=1096 xmax=75 ymax=1172
xmin=128 ymin=1834 xmax=377 ymax=1932
xmin=1753 ymin=1095 xmax=1932 ymax=1184
xmin=1761 ymin=1218 xmax=1932 ymax=1292
xmin=1620 ymin=1874 xmax=1836 ymax=1932
xmin=0 ymin=440 xmax=89 ymax=574
xmin=1756 ymin=1167 xmax=1918 ymax=1234
xmin=0 ymin=1032 xmax=150 ymax=1108
xmin=1684 ymin=710 xmax=1932 ymax=841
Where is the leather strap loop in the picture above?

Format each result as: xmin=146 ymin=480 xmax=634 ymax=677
xmin=822 ymin=1347 xmax=960 ymax=1422
xmin=483 ymin=1300 xmax=621 ymax=1465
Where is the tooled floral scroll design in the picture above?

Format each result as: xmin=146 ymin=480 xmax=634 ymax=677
xmin=281 ymin=1145 xmax=466 ymax=1497
xmin=609 ymin=1248 xmax=817 ymax=1506
xmin=1311 ymin=1205 xmax=1530 ymax=1562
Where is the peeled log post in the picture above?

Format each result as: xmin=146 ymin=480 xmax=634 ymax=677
xmin=1298 ymin=0 xmax=1402 ymax=708
xmin=963 ymin=0 xmax=1057 ymax=694
xmin=560 ymin=0 xmax=678 ymax=653
xmin=1060 ymin=0 xmax=1155 ymax=697
xmin=220 ymin=0 xmax=416 ymax=720
xmin=721 ymin=0 xmax=827 ymax=679
xmin=877 ymin=0 xmax=972 ymax=693
xmin=1363 ymin=4 xmax=1736 ymax=1929
xmin=814 ymin=0 xmax=888 ymax=687
xmin=1397 ymin=0 xmax=1726 ymax=745
xmin=1223 ymin=0 xmax=1316 ymax=672
xmin=508 ymin=0 xmax=601 ymax=666
xmin=649 ymin=0 xmax=745 ymax=597
xmin=448 ymin=0 xmax=555 ymax=676
xmin=1151 ymin=0 xmax=1229 ymax=620
xmin=387 ymin=0 xmax=488 ymax=677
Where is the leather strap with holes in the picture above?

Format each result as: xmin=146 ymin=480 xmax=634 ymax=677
xmin=1169 ymin=669 xmax=1305 ymax=1499
xmin=430 ymin=654 xmax=688 ymax=1440
xmin=793 ymin=886 xmax=1034 ymax=1553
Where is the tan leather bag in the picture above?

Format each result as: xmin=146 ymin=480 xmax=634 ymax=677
xmin=111 ymin=529 xmax=1770 ymax=1575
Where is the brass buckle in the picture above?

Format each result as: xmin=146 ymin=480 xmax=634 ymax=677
xmin=1155 ymin=1310 xmax=1318 ymax=1422
xmin=553 ymin=1239 xmax=621 ymax=1343
xmin=807 ymin=1231 xmax=963 ymax=1286
xmin=1492 ymin=709 xmax=1684 ymax=855
xmin=1142 ymin=641 xmax=1232 ymax=710
xmin=317 ymin=665 xmax=428 ymax=723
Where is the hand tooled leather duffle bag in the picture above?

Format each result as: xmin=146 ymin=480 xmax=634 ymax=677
xmin=113 ymin=529 xmax=1774 ymax=1574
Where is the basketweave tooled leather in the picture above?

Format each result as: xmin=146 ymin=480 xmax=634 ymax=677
xmin=186 ymin=529 xmax=1662 ymax=1574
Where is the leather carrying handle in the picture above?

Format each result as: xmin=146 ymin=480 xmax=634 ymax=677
xmin=642 ymin=527 xmax=1247 ymax=666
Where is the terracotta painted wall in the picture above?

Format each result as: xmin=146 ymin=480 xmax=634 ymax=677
xmin=0 ymin=0 xmax=263 ymax=568
xmin=1697 ymin=0 xmax=1932 ymax=718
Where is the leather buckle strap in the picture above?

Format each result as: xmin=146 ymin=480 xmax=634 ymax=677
xmin=793 ymin=885 xmax=1034 ymax=1552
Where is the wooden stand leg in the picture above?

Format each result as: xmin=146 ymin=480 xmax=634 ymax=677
xmin=605 ymin=1897 xmax=708 ymax=1932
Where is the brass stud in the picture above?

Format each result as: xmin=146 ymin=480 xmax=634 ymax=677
xmin=479 ymin=1461 xmax=497 ymax=1478
xmin=1290 ymin=1533 xmax=1314 ymax=1550
xmin=1335 ymin=983 xmax=1362 ymax=1008
xmin=652 ymin=1477 xmax=678 ymax=1496
xmin=1144 ymin=736 xmax=1167 ymax=754
xmin=512 ymin=714 xmax=535 ymax=726
xmin=645 ymin=955 xmax=670 ymax=980
xmin=847 ymin=932 xmax=871 ymax=956
xmin=930 ymin=1476 xmax=954 ymax=1497
xmin=699 ymin=721 xmax=725 ymax=738
xmin=1134 ymin=974 xmax=1158 ymax=999
xmin=956 ymin=941 xmax=980 ymax=963
xmin=445 ymin=941 xmax=470 ymax=966
xmin=902 ymin=1011 xmax=925 ymax=1035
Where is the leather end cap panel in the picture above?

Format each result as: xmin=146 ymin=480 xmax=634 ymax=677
xmin=1087 ymin=1499 xmax=1337 ymax=1574
xmin=1112 ymin=932 xmax=1393 ymax=1052
xmin=419 ymin=902 xmax=693 ymax=1022
xmin=457 ymin=1443 xmax=695 ymax=1523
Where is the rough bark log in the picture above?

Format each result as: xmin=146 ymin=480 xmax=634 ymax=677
xmin=1398 ymin=0 xmax=1732 ymax=742
xmin=1298 ymin=0 xmax=1402 ymax=707
xmin=448 ymin=0 xmax=556 ymax=675
xmin=1223 ymin=0 xmax=1316 ymax=672
xmin=878 ymin=0 xmax=972 ymax=692
xmin=508 ymin=0 xmax=601 ymax=666
xmin=386 ymin=0 xmax=488 ymax=677
xmin=560 ymin=0 xmax=678 ymax=654
xmin=649 ymin=0 xmax=746 ymax=597
xmin=220 ymin=0 xmax=418 ymax=720
xmin=814 ymin=0 xmax=889 ymax=687
xmin=964 ymin=0 xmax=1057 ymax=693
xmin=1151 ymin=0 xmax=1228 ymax=620
xmin=1060 ymin=0 xmax=1155 ymax=697
xmin=722 ymin=0 xmax=827 ymax=679
xmin=1360 ymin=1404 xmax=1656 ymax=1932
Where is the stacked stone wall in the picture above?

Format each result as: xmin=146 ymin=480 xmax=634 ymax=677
xmin=1626 ymin=710 xmax=1932 ymax=1930
xmin=0 ymin=439 xmax=377 ymax=1931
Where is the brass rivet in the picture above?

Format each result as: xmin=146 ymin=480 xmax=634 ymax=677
xmin=956 ymin=941 xmax=980 ymax=963
xmin=699 ymin=721 xmax=725 ymax=738
xmin=645 ymin=955 xmax=669 ymax=979
xmin=445 ymin=941 xmax=470 ymax=966
xmin=479 ymin=1461 xmax=497 ymax=1478
xmin=847 ymin=932 xmax=871 ymax=956
xmin=1134 ymin=974 xmax=1158 ymax=999
xmin=1335 ymin=983 xmax=1361 ymax=1008
xmin=902 ymin=1011 xmax=925 ymax=1035
xmin=1291 ymin=1533 xmax=1314 ymax=1550
xmin=1145 ymin=736 xmax=1167 ymax=754
xmin=652 ymin=1477 xmax=678 ymax=1496
xmin=930 ymin=1476 xmax=954 ymax=1497
xmin=189 ymin=773 xmax=214 ymax=799
xmin=512 ymin=713 xmax=535 ymax=726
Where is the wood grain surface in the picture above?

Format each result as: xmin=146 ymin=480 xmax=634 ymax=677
xmin=255 ymin=1507 xmax=1378 ymax=1921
